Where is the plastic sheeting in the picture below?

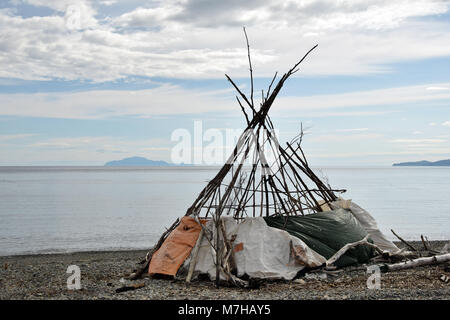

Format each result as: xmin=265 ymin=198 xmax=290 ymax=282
xmin=330 ymin=199 xmax=400 ymax=254
xmin=188 ymin=217 xmax=326 ymax=281
xmin=148 ymin=216 xmax=203 ymax=276
xmin=265 ymin=209 xmax=376 ymax=267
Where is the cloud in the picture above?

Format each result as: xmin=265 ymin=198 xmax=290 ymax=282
xmin=443 ymin=121 xmax=450 ymax=126
xmin=0 ymin=133 xmax=37 ymax=141
xmin=30 ymin=136 xmax=108 ymax=149
xmin=0 ymin=1 xmax=449 ymax=81
xmin=281 ymin=110 xmax=401 ymax=118
xmin=311 ymin=133 xmax=383 ymax=143
xmin=99 ymin=0 xmax=117 ymax=6
xmin=310 ymin=147 xmax=450 ymax=159
xmin=0 ymin=134 xmax=173 ymax=165
xmin=113 ymin=5 xmax=182 ymax=28
xmin=271 ymin=82 xmax=450 ymax=116
xmin=389 ymin=138 xmax=446 ymax=144
xmin=0 ymin=84 xmax=236 ymax=119
xmin=335 ymin=128 xmax=369 ymax=132
xmin=1 ymin=81 xmax=450 ymax=119
xmin=427 ymin=86 xmax=449 ymax=91
xmin=167 ymin=0 xmax=448 ymax=30
xmin=27 ymin=135 xmax=171 ymax=155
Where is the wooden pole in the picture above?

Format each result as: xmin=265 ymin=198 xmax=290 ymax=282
xmin=215 ymin=216 xmax=221 ymax=288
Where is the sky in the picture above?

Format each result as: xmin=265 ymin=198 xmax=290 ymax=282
xmin=0 ymin=0 xmax=450 ymax=166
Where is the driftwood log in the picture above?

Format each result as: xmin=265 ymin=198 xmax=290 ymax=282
xmin=380 ymin=253 xmax=450 ymax=273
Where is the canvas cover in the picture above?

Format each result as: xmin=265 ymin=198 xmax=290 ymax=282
xmin=330 ymin=199 xmax=400 ymax=253
xmin=187 ymin=217 xmax=326 ymax=281
xmin=265 ymin=208 xmax=375 ymax=267
xmin=148 ymin=216 xmax=203 ymax=276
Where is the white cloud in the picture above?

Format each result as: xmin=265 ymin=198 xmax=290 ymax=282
xmin=311 ymin=133 xmax=383 ymax=143
xmin=271 ymin=83 xmax=450 ymax=116
xmin=443 ymin=121 xmax=450 ymax=126
xmin=163 ymin=0 xmax=448 ymax=31
xmin=99 ymin=0 xmax=117 ymax=6
xmin=427 ymin=86 xmax=449 ymax=91
xmin=0 ymin=133 xmax=37 ymax=141
xmin=0 ymin=135 xmax=172 ymax=165
xmin=0 ymin=84 xmax=234 ymax=119
xmin=389 ymin=138 xmax=446 ymax=144
xmin=30 ymin=136 xmax=108 ymax=149
xmin=335 ymin=128 xmax=369 ymax=132
xmin=282 ymin=110 xmax=401 ymax=118
xmin=22 ymin=135 xmax=172 ymax=160
xmin=0 ymin=1 xmax=449 ymax=81
xmin=113 ymin=5 xmax=182 ymax=28
xmin=310 ymin=147 xmax=450 ymax=159
xmin=1 ymin=81 xmax=450 ymax=119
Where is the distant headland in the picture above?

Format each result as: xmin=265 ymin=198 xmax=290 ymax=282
xmin=104 ymin=156 xmax=175 ymax=167
xmin=393 ymin=159 xmax=450 ymax=166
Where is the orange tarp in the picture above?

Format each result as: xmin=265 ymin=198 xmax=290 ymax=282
xmin=148 ymin=216 xmax=203 ymax=276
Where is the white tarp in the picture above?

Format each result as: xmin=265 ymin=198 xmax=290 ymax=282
xmin=330 ymin=199 xmax=401 ymax=254
xmin=187 ymin=216 xmax=326 ymax=281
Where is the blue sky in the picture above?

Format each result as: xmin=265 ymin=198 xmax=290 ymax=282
xmin=0 ymin=0 xmax=450 ymax=166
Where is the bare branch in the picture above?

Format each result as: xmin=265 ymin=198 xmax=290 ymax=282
xmin=266 ymin=72 xmax=278 ymax=100
xmin=243 ymin=26 xmax=254 ymax=109
xmin=236 ymin=96 xmax=250 ymax=125
xmin=289 ymin=44 xmax=318 ymax=75
xmin=225 ymin=74 xmax=257 ymax=116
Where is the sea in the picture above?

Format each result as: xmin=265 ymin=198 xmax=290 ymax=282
xmin=0 ymin=166 xmax=449 ymax=256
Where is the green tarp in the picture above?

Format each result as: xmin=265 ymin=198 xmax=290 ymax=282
xmin=264 ymin=208 xmax=375 ymax=267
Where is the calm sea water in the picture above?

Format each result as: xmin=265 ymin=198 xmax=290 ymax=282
xmin=0 ymin=166 xmax=449 ymax=256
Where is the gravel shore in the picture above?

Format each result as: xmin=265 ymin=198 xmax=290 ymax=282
xmin=1 ymin=241 xmax=448 ymax=300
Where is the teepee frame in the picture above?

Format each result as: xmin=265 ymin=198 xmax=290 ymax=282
xmin=180 ymin=29 xmax=345 ymax=286
xmin=133 ymin=29 xmax=346 ymax=286
xmin=185 ymin=29 xmax=342 ymax=222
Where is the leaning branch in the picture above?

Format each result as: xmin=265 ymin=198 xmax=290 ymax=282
xmin=225 ymin=74 xmax=255 ymax=115
xmin=391 ymin=229 xmax=418 ymax=252
xmin=236 ymin=96 xmax=250 ymax=125
xmin=289 ymin=44 xmax=318 ymax=75
xmin=326 ymin=235 xmax=383 ymax=268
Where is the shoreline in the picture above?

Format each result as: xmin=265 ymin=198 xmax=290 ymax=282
xmin=0 ymin=248 xmax=150 ymax=259
xmin=1 ymin=241 xmax=448 ymax=300
xmin=2 ymin=239 xmax=449 ymax=259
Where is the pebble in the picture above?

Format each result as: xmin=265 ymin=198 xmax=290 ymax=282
xmin=293 ymin=279 xmax=306 ymax=285
xmin=0 ymin=242 xmax=449 ymax=300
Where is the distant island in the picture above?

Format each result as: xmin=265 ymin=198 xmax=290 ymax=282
xmin=104 ymin=156 xmax=174 ymax=167
xmin=393 ymin=159 xmax=450 ymax=166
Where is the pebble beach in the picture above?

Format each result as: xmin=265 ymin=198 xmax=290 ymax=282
xmin=1 ymin=241 xmax=448 ymax=300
